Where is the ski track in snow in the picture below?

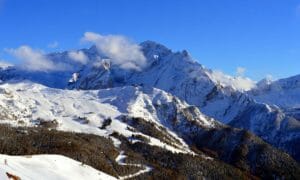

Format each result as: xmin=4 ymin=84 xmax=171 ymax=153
xmin=115 ymin=151 xmax=152 ymax=180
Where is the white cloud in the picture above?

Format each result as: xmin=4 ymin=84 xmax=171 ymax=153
xmin=81 ymin=32 xmax=146 ymax=71
xmin=48 ymin=41 xmax=59 ymax=49
xmin=68 ymin=51 xmax=88 ymax=64
xmin=236 ymin=67 xmax=246 ymax=77
xmin=6 ymin=46 xmax=69 ymax=72
xmin=208 ymin=70 xmax=256 ymax=91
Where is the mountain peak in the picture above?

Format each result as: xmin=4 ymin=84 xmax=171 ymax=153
xmin=256 ymin=77 xmax=273 ymax=89
xmin=140 ymin=40 xmax=168 ymax=49
xmin=140 ymin=40 xmax=172 ymax=57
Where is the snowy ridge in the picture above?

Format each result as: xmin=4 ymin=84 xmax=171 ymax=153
xmin=250 ymin=74 xmax=300 ymax=109
xmin=0 ymin=81 xmax=211 ymax=155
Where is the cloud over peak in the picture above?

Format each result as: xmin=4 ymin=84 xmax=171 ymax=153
xmin=6 ymin=46 xmax=69 ymax=72
xmin=208 ymin=69 xmax=256 ymax=91
xmin=81 ymin=32 xmax=146 ymax=70
xmin=68 ymin=50 xmax=88 ymax=64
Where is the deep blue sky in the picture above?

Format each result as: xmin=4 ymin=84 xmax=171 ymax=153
xmin=0 ymin=0 xmax=300 ymax=80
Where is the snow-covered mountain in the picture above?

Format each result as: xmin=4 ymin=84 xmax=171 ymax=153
xmin=250 ymin=74 xmax=300 ymax=109
xmin=248 ymin=75 xmax=300 ymax=146
xmin=31 ymin=40 xmax=297 ymax=161
xmin=0 ymin=81 xmax=298 ymax=179
xmin=0 ymin=41 xmax=299 ymax=177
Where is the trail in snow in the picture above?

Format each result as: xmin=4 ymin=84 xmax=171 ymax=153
xmin=115 ymin=151 xmax=152 ymax=180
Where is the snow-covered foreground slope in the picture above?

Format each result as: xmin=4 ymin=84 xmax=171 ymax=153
xmin=0 ymin=154 xmax=116 ymax=180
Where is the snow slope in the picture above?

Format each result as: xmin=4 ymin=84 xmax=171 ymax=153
xmin=0 ymin=154 xmax=116 ymax=180
xmin=0 ymin=81 xmax=209 ymax=154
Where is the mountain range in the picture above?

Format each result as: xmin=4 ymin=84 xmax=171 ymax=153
xmin=0 ymin=41 xmax=299 ymax=179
